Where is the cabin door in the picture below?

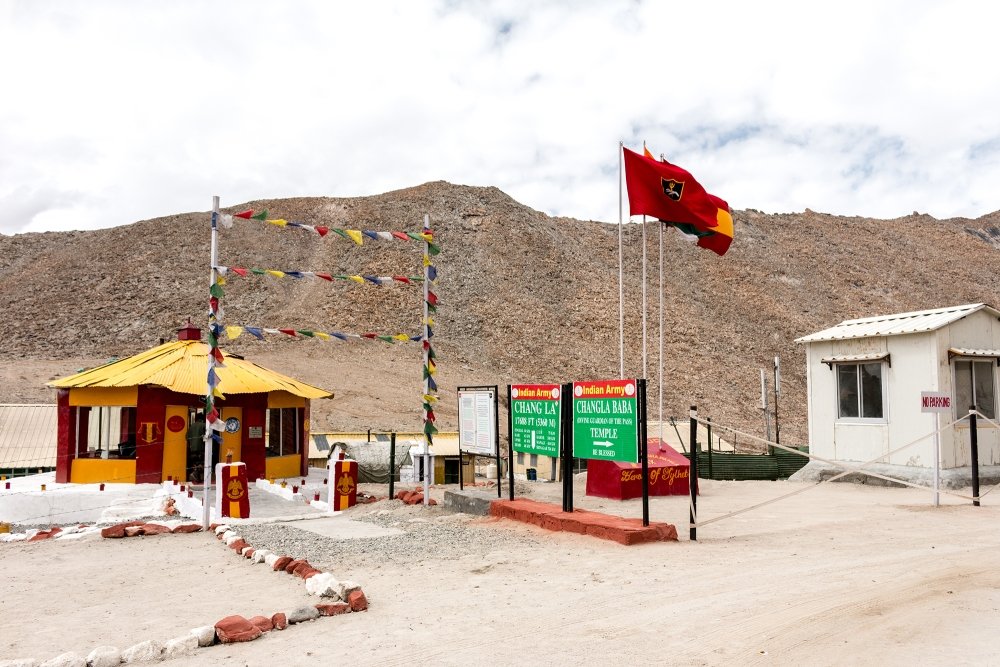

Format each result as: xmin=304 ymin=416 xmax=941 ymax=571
xmin=162 ymin=406 xmax=188 ymax=482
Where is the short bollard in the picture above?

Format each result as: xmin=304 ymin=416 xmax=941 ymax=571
xmin=41 ymin=484 xmax=47 ymax=492
xmin=187 ymin=489 xmax=193 ymax=498
xmin=292 ymin=485 xmax=299 ymax=494
xmin=99 ymin=483 xmax=106 ymax=491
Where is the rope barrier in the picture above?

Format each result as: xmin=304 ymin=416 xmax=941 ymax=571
xmin=691 ymin=413 xmax=977 ymax=529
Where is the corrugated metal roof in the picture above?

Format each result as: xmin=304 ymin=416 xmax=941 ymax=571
xmin=0 ymin=405 xmax=57 ymax=469
xmin=949 ymin=348 xmax=1000 ymax=359
xmin=795 ymin=303 xmax=1000 ymax=344
xmin=48 ymin=340 xmax=332 ymax=399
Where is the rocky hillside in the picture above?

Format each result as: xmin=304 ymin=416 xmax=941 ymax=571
xmin=3 ymin=182 xmax=999 ymax=446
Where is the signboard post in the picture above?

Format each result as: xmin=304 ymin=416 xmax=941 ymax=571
xmin=921 ymin=391 xmax=951 ymax=507
xmin=458 ymin=386 xmax=500 ymax=497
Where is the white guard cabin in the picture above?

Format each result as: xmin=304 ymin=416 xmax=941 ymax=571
xmin=795 ymin=304 xmax=1000 ymax=481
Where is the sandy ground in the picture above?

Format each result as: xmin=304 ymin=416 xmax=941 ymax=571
xmin=3 ymin=478 xmax=1000 ymax=666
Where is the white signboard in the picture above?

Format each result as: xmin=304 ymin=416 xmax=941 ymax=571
xmin=459 ymin=388 xmax=497 ymax=455
xmin=920 ymin=391 xmax=952 ymax=413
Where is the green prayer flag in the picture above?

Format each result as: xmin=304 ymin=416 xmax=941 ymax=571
xmin=251 ymin=209 xmax=268 ymax=220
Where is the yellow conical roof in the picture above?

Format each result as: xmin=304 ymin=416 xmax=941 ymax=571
xmin=48 ymin=340 xmax=332 ymax=399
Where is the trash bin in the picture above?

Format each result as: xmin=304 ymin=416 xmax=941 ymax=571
xmin=526 ymin=468 xmax=537 ymax=481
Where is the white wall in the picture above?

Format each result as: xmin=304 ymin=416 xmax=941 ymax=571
xmin=885 ymin=333 xmax=938 ymax=467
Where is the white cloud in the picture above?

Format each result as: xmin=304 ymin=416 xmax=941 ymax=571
xmin=1 ymin=0 xmax=998 ymax=234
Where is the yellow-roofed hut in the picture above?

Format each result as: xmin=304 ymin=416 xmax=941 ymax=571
xmin=48 ymin=323 xmax=332 ymax=485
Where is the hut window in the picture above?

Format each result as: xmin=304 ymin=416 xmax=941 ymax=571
xmin=837 ymin=362 xmax=884 ymax=420
xmin=76 ymin=406 xmax=137 ymax=459
xmin=266 ymin=408 xmax=300 ymax=456
xmin=516 ymin=452 xmax=524 ymax=466
xmin=954 ymin=359 xmax=996 ymax=420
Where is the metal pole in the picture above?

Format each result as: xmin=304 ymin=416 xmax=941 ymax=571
xmin=562 ymin=382 xmax=574 ymax=513
xmin=642 ymin=215 xmax=647 ymax=380
xmin=639 ymin=379 xmax=649 ymax=527
xmin=932 ymin=417 xmax=939 ymax=507
xmin=658 ymin=218 xmax=664 ymax=448
xmin=422 ymin=214 xmax=431 ymax=507
xmin=202 ymin=195 xmax=219 ymax=530
xmin=761 ymin=369 xmax=772 ymax=446
xmin=617 ymin=141 xmax=625 ymax=379
xmin=493 ymin=387 xmax=501 ymax=499
xmin=507 ymin=385 xmax=514 ymax=501
xmin=773 ymin=356 xmax=781 ymax=447
xmin=389 ymin=432 xmax=396 ymax=499
xmin=970 ymin=406 xmax=980 ymax=507
xmin=707 ymin=417 xmax=714 ymax=480
xmin=689 ymin=405 xmax=698 ymax=541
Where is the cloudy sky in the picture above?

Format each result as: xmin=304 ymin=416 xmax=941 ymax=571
xmin=2 ymin=1 xmax=998 ymax=234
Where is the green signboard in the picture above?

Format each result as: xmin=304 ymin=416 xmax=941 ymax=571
xmin=510 ymin=384 xmax=561 ymax=457
xmin=572 ymin=379 xmax=639 ymax=463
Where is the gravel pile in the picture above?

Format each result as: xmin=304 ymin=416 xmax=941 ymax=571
xmin=236 ymin=502 xmax=540 ymax=571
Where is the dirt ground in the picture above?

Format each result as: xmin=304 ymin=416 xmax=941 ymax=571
xmin=3 ymin=478 xmax=1000 ymax=666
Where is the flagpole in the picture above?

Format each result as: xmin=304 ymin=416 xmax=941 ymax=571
xmin=618 ymin=141 xmax=625 ymax=379
xmin=658 ymin=217 xmax=664 ymax=448
xmin=203 ymin=195 xmax=219 ymax=530
xmin=641 ymin=144 xmax=648 ymax=382
xmin=642 ymin=216 xmax=647 ymax=379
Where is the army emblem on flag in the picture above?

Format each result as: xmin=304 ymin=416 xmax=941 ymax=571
xmin=661 ymin=178 xmax=684 ymax=201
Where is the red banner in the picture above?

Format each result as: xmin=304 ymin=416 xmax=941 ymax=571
xmin=333 ymin=460 xmax=357 ymax=510
xmin=220 ymin=463 xmax=250 ymax=518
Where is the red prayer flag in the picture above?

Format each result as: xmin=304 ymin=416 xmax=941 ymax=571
xmin=622 ymin=147 xmax=718 ymax=232
xmin=315 ymin=226 xmax=329 ymax=237
xmin=232 ymin=210 xmax=254 ymax=219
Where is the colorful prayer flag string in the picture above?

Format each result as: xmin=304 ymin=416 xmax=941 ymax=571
xmin=216 ymin=210 xmax=441 ymax=254
xmin=421 ymin=218 xmax=440 ymax=442
xmin=223 ymin=325 xmax=422 ymax=344
xmin=215 ymin=266 xmax=424 ymax=287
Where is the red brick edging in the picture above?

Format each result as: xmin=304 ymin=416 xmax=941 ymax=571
xmin=489 ymin=498 xmax=678 ymax=545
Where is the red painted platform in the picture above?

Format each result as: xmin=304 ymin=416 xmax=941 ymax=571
xmin=489 ymin=498 xmax=678 ymax=545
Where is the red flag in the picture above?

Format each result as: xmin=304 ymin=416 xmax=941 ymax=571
xmin=622 ymin=147 xmax=718 ymax=232
xmin=232 ymin=210 xmax=254 ymax=219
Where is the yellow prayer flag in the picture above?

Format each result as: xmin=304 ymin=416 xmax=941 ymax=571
xmin=423 ymin=254 xmax=431 ymax=267
xmin=266 ymin=270 xmax=285 ymax=278
xmin=217 ymin=276 xmax=227 ymax=286
xmin=314 ymin=332 xmax=331 ymax=340
xmin=267 ymin=219 xmax=288 ymax=227
xmin=393 ymin=334 xmax=410 ymax=341
xmin=419 ymin=233 xmax=433 ymax=242
xmin=345 ymin=229 xmax=363 ymax=245
xmin=349 ymin=275 xmax=365 ymax=284
xmin=225 ymin=326 xmax=244 ymax=340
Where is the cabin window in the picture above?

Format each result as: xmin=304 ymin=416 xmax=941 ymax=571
xmin=75 ymin=406 xmax=137 ymax=459
xmin=266 ymin=408 xmax=300 ymax=456
xmin=529 ymin=454 xmax=539 ymax=467
xmin=837 ymin=362 xmax=884 ymax=420
xmin=516 ymin=452 xmax=524 ymax=466
xmin=954 ymin=359 xmax=996 ymax=420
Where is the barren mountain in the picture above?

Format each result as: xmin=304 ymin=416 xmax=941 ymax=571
xmin=2 ymin=181 xmax=999 ymax=447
